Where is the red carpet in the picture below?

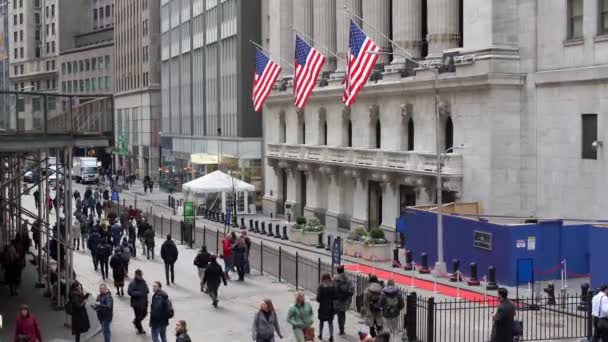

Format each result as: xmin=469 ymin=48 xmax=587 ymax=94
xmin=344 ymin=263 xmax=499 ymax=304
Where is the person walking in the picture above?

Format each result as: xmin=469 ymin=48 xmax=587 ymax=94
xmin=193 ymin=245 xmax=211 ymax=292
xmin=80 ymin=215 xmax=89 ymax=252
xmin=127 ymin=220 xmax=137 ymax=258
xmin=160 ymin=235 xmax=178 ymax=285
xmin=92 ymin=284 xmax=114 ymax=342
xmin=490 ymin=288 xmax=516 ymax=342
xmin=150 ymin=281 xmax=174 ymax=342
xmin=316 ymin=273 xmax=336 ymax=342
xmin=13 ymin=304 xmax=42 ymax=342
xmin=119 ymin=237 xmax=132 ymax=274
xmin=97 ymin=238 xmax=112 ymax=280
xmin=137 ymin=218 xmax=148 ymax=256
xmin=592 ymin=284 xmax=608 ymax=342
xmin=72 ymin=216 xmax=82 ymax=251
xmin=144 ymin=225 xmax=156 ymax=260
xmin=221 ymin=234 xmax=234 ymax=278
xmin=110 ymin=222 xmax=123 ymax=248
xmin=252 ymin=298 xmax=283 ymax=342
xmin=333 ymin=265 xmax=353 ymax=336
xmin=241 ymin=231 xmax=252 ymax=274
xmin=202 ymin=254 xmax=228 ymax=308
xmin=96 ymin=200 xmax=103 ymax=220
xmin=4 ymin=243 xmax=25 ymax=296
xmin=33 ymin=188 xmax=40 ymax=209
xmin=363 ymin=275 xmax=384 ymax=337
xmin=381 ymin=279 xmax=405 ymax=340
xmin=175 ymin=320 xmax=192 ymax=342
xmin=68 ymin=281 xmax=91 ymax=342
xmin=287 ymin=292 xmax=314 ymax=342
xmin=31 ymin=219 xmax=42 ymax=254
xmin=109 ymin=248 xmax=127 ymax=296
xmin=233 ymin=237 xmax=247 ymax=281
xmin=87 ymin=229 xmax=102 ymax=271
xmin=128 ymin=269 xmax=150 ymax=335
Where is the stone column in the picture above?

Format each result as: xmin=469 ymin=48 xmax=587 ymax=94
xmin=293 ymin=0 xmax=313 ymax=38
xmin=427 ymin=0 xmax=461 ymax=57
xmin=313 ymin=0 xmax=336 ymax=72
xmin=362 ymin=0 xmax=391 ymax=64
xmin=285 ymin=168 xmax=303 ymax=217
xmin=325 ymin=170 xmax=342 ymax=234
xmin=350 ymin=170 xmax=368 ymax=230
xmin=392 ymin=0 xmax=422 ymax=60
xmin=268 ymin=0 xmax=294 ymax=72
xmin=380 ymin=181 xmax=399 ymax=242
xmin=303 ymin=169 xmax=318 ymax=220
xmin=335 ymin=0 xmax=361 ymax=72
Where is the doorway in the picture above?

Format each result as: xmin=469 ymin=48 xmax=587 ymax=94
xmin=300 ymin=171 xmax=307 ymax=213
xmin=399 ymin=185 xmax=416 ymax=214
xmin=278 ymin=169 xmax=287 ymax=215
xmin=368 ymin=181 xmax=383 ymax=230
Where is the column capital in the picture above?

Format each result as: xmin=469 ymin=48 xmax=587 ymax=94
xmin=341 ymin=106 xmax=351 ymax=122
xmin=318 ymin=107 xmax=327 ymax=122
xmin=401 ymin=103 xmax=413 ymax=120
xmin=296 ymin=109 xmax=305 ymax=123
xmin=368 ymin=103 xmax=379 ymax=125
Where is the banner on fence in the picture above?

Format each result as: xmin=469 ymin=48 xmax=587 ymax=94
xmin=332 ymin=238 xmax=341 ymax=266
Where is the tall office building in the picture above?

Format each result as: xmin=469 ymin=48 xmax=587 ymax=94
xmin=113 ymin=0 xmax=161 ymax=177
xmin=0 ymin=0 xmax=10 ymax=129
xmin=160 ymin=0 xmax=262 ymax=206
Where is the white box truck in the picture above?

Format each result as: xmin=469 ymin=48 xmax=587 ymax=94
xmin=73 ymin=157 xmax=99 ymax=184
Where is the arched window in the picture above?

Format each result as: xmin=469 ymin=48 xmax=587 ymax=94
xmin=445 ymin=116 xmax=453 ymax=152
xmin=347 ymin=120 xmax=352 ymax=147
xmin=280 ymin=121 xmax=286 ymax=143
xmin=407 ymin=118 xmax=414 ymax=151
xmin=375 ymin=119 xmax=381 ymax=149
xmin=298 ymin=120 xmax=305 ymax=144
xmin=323 ymin=121 xmax=328 ymax=145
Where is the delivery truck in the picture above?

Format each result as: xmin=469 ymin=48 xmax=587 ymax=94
xmin=73 ymin=157 xmax=99 ymax=184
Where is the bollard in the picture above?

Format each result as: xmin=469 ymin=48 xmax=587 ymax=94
xmin=249 ymin=219 xmax=254 ymax=232
xmin=450 ymin=259 xmax=460 ymax=282
xmin=261 ymin=222 xmax=267 ymax=234
xmin=254 ymin=220 xmax=260 ymax=233
xmin=275 ymin=225 xmax=281 ymax=239
xmin=268 ymin=223 xmax=274 ymax=237
xmin=220 ymin=213 xmax=225 ymax=224
xmin=419 ymin=252 xmax=430 ymax=274
xmin=282 ymin=225 xmax=289 ymax=240
xmin=404 ymin=250 xmax=413 ymax=270
xmin=486 ymin=266 xmax=498 ymax=290
xmin=260 ymin=241 xmax=264 ymax=276
xmin=203 ymin=226 xmax=207 ymax=246
xmin=288 ymin=213 xmax=291 ymax=222
xmin=160 ymin=216 xmax=164 ymax=236
xmin=215 ymin=229 xmax=219 ymax=254
xmin=270 ymin=212 xmax=273 ymax=219
xmin=316 ymin=232 xmax=324 ymax=249
xmin=577 ymin=283 xmax=590 ymax=311
xmin=406 ymin=292 xmax=418 ymax=342
xmin=278 ymin=246 xmax=282 ymax=282
xmin=467 ymin=262 xmax=481 ymax=285
xmin=295 ymin=251 xmax=299 ymax=291
xmin=168 ymin=195 xmax=171 ymax=206
xmin=392 ymin=248 xmax=400 ymax=268
xmin=544 ymin=282 xmax=556 ymax=305
xmin=326 ymin=235 xmax=331 ymax=251
xmin=240 ymin=217 xmax=246 ymax=230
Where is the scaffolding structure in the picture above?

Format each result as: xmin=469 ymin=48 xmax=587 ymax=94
xmin=0 ymin=91 xmax=113 ymax=308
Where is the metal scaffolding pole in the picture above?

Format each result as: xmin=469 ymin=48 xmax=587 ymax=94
xmin=55 ymin=148 xmax=62 ymax=307
xmin=36 ymin=149 xmax=44 ymax=287
xmin=44 ymin=148 xmax=51 ymax=295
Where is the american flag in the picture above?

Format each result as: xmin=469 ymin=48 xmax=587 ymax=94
xmin=342 ymin=20 xmax=381 ymax=107
xmin=252 ymin=48 xmax=282 ymax=112
xmin=294 ymin=35 xmax=326 ymax=109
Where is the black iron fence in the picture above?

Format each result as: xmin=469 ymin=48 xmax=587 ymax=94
xmin=120 ymin=199 xmax=593 ymax=342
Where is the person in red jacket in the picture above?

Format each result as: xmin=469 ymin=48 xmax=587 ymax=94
xmin=13 ymin=304 xmax=42 ymax=342
xmin=221 ymin=234 xmax=234 ymax=278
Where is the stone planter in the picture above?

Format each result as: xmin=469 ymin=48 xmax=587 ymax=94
xmin=289 ymin=228 xmax=303 ymax=243
xmin=301 ymin=230 xmax=322 ymax=246
xmin=344 ymin=239 xmax=364 ymax=258
xmin=361 ymin=243 xmax=392 ymax=262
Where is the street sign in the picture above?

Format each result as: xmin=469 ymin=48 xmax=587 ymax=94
xmin=111 ymin=191 xmax=119 ymax=201
xmin=184 ymin=202 xmax=194 ymax=219
xmin=332 ymin=237 xmax=341 ymax=266
xmin=225 ymin=207 xmax=231 ymax=226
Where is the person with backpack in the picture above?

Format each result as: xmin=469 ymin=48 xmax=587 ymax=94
xmin=203 ymin=254 xmax=228 ymax=308
xmin=87 ymin=229 xmax=102 ymax=271
xmin=252 ymin=298 xmax=283 ymax=342
xmin=381 ymin=279 xmax=405 ymax=339
xmin=160 ymin=235 xmax=178 ymax=285
xmin=110 ymin=222 xmax=123 ymax=248
xmin=193 ymin=245 xmax=211 ymax=292
xmin=316 ymin=273 xmax=336 ymax=342
xmin=333 ymin=265 xmax=353 ymax=336
xmin=287 ymin=292 xmax=314 ymax=342
xmin=144 ymin=226 xmax=156 ymax=260
xmin=150 ymin=281 xmax=174 ymax=342
xmin=363 ymin=275 xmax=384 ymax=337
xmin=128 ymin=269 xmax=150 ymax=335
xmin=92 ymin=284 xmax=113 ymax=342
xmin=119 ymin=237 xmax=132 ymax=274
xmin=109 ymin=248 xmax=127 ymax=296
xmin=68 ymin=281 xmax=91 ymax=342
xmin=96 ymin=238 xmax=112 ymax=280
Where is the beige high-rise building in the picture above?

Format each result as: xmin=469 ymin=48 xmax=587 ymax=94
xmin=113 ymin=0 xmax=161 ymax=177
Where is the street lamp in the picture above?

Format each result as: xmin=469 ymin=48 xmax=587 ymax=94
xmin=368 ymin=50 xmax=448 ymax=273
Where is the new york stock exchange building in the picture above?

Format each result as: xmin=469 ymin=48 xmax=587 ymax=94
xmin=261 ymin=0 xmax=608 ymax=241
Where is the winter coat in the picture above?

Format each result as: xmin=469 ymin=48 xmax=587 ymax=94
xmin=120 ymin=240 xmax=132 ymax=261
xmin=287 ymin=302 xmax=314 ymax=330
xmin=13 ymin=313 xmax=42 ymax=342
xmin=144 ymin=228 xmax=155 ymax=247
xmin=110 ymin=224 xmax=123 ymax=244
xmin=221 ymin=239 xmax=233 ymax=258
xmin=160 ymin=240 xmax=178 ymax=264
xmin=232 ymin=243 xmax=246 ymax=266
xmin=490 ymin=298 xmax=516 ymax=342
xmin=381 ymin=286 xmax=404 ymax=319
xmin=94 ymin=291 xmax=114 ymax=322
xmin=128 ymin=278 xmax=150 ymax=310
xmin=193 ymin=249 xmax=211 ymax=269
xmin=333 ymin=273 xmax=354 ymax=312
xmin=252 ymin=310 xmax=282 ymax=340
xmin=149 ymin=290 xmax=173 ymax=328
xmin=316 ymin=284 xmax=336 ymax=321
xmin=120 ymin=212 xmax=130 ymax=227
xmin=363 ymin=282 xmax=384 ymax=326
xmin=72 ymin=220 xmax=82 ymax=239
xmin=68 ymin=290 xmax=91 ymax=335
xmin=203 ymin=261 xmax=227 ymax=290
xmin=96 ymin=242 xmax=112 ymax=260
xmin=109 ymin=254 xmax=126 ymax=286
xmin=128 ymin=224 xmax=136 ymax=241
xmin=87 ymin=231 xmax=101 ymax=254
xmin=176 ymin=332 xmax=192 ymax=342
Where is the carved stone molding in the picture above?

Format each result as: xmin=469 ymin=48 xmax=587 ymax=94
xmin=318 ymin=107 xmax=327 ymax=123
xmin=296 ymin=109 xmax=305 ymax=123
xmin=278 ymin=110 xmax=286 ymax=123
xmin=401 ymin=103 xmax=413 ymax=120
xmin=438 ymin=100 xmax=450 ymax=119
xmin=277 ymin=161 xmax=290 ymax=169
xmin=368 ymin=103 xmax=379 ymax=125
xmin=318 ymin=165 xmax=334 ymax=175
xmin=341 ymin=106 xmax=351 ymax=122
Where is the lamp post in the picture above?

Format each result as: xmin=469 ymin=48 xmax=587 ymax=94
xmin=368 ymin=50 xmax=448 ymax=273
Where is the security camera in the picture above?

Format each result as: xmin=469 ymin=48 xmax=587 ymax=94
xmin=592 ymin=140 xmax=603 ymax=149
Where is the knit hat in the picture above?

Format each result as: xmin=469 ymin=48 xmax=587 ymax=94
xmin=359 ymin=332 xmax=369 ymax=341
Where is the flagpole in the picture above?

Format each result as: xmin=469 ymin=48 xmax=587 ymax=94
xmin=290 ymin=27 xmax=346 ymax=63
xmin=248 ymin=40 xmax=295 ymax=72
xmin=341 ymin=8 xmax=417 ymax=63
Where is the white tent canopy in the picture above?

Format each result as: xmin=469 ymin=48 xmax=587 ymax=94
xmin=182 ymin=170 xmax=255 ymax=193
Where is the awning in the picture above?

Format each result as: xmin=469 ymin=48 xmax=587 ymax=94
xmin=190 ymin=153 xmax=219 ymax=165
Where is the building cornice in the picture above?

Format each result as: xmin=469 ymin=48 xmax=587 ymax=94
xmin=535 ymin=64 xmax=608 ymax=87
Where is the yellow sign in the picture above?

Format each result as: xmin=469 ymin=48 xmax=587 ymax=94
xmin=190 ymin=153 xmax=219 ymax=165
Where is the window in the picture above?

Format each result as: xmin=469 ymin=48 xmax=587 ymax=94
xmin=105 ymin=55 xmax=110 ymax=68
xmin=51 ymin=41 xmax=55 ymax=53
xmin=13 ymin=65 xmax=18 ymax=75
xmin=79 ymin=60 xmax=84 ymax=72
xmin=98 ymin=56 xmax=104 ymax=69
xmin=445 ymin=117 xmax=454 ymax=152
xmin=67 ymin=62 xmax=72 ymax=73
xmin=13 ymin=31 xmax=17 ymax=42
xmin=46 ymin=42 xmax=49 ymax=53
xmin=143 ymin=46 xmax=148 ymax=61
xmin=52 ymin=61 xmax=55 ymax=70
xmin=36 ymin=80 xmax=40 ymax=90
xmin=62 ymin=63 xmax=66 ymax=74
xmin=600 ymin=0 xmax=608 ymax=35
xmin=79 ymin=80 xmax=84 ymax=92
xmin=19 ymin=47 xmax=23 ymax=58
xmin=85 ymin=59 xmax=90 ymax=71
xmin=46 ymin=61 xmax=50 ymax=70
xmin=20 ymin=65 xmax=23 ymax=74
xmin=35 ymin=30 xmax=40 ymax=41
xmin=46 ymin=6 xmax=49 ymax=17
xmin=62 ymin=81 xmax=66 ymax=93
xmin=35 ymin=13 xmax=40 ymax=25
xmin=100 ymin=7 xmax=104 ymax=18
xmin=98 ymin=77 xmax=103 ymax=89
xmin=20 ymin=30 xmax=23 ymax=41
xmin=105 ymin=76 xmax=111 ymax=89
xmin=13 ymin=0 xmax=15 ymax=9
xmin=407 ymin=118 xmax=415 ymax=151
xmin=347 ymin=120 xmax=353 ymax=147
xmin=51 ymin=4 xmax=55 ymax=17
xmin=19 ymin=13 xmax=22 ymax=25
xmin=92 ymin=58 xmax=96 ymax=70
xmin=322 ymin=121 xmax=328 ymax=145
xmin=582 ymin=114 xmax=598 ymax=159
xmin=52 ymin=23 xmax=55 ymax=35
xmin=92 ymin=78 xmax=97 ymax=90
xmin=67 ymin=81 xmax=72 ymax=93
xmin=13 ymin=48 xmax=17 ymax=59
xmin=375 ymin=119 xmax=381 ymax=149
xmin=13 ymin=15 xmax=16 ymax=26
xmin=35 ymin=47 xmax=40 ymax=58
xmin=86 ymin=79 xmax=90 ymax=91
xmin=568 ymin=0 xmax=584 ymax=39
xmin=73 ymin=61 xmax=77 ymax=73
xmin=105 ymin=5 xmax=110 ymax=17
xmin=46 ymin=24 xmax=49 ymax=36
xmin=52 ymin=79 xmax=56 ymax=89
xmin=93 ymin=8 xmax=98 ymax=20
xmin=46 ymin=80 xmax=50 ymax=89
xmin=19 ymin=0 xmax=22 ymax=8
xmin=72 ymin=80 xmax=77 ymax=91
xmin=143 ymin=19 xmax=148 ymax=36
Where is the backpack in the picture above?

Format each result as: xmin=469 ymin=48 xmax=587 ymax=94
xmin=368 ymin=291 xmax=383 ymax=313
xmin=165 ymin=298 xmax=174 ymax=319
xmin=383 ymin=295 xmax=402 ymax=318
xmin=336 ymin=280 xmax=353 ymax=299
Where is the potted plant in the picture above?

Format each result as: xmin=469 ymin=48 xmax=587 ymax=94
xmin=344 ymin=228 xmax=367 ymax=258
xmin=289 ymin=216 xmax=307 ymax=243
xmin=301 ymin=218 xmax=324 ymax=246
xmin=361 ymin=228 xmax=391 ymax=261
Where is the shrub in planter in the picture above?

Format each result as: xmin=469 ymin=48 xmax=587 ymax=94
xmin=296 ymin=216 xmax=307 ymax=225
xmin=361 ymin=228 xmax=391 ymax=261
xmin=300 ymin=218 xmax=324 ymax=246
xmin=289 ymin=225 xmax=303 ymax=243
xmin=344 ymin=228 xmax=367 ymax=257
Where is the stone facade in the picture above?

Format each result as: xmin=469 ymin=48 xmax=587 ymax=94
xmin=262 ymin=0 xmax=608 ymax=241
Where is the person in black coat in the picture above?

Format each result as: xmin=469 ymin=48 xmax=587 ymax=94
xmin=109 ymin=248 xmax=127 ymax=296
xmin=96 ymin=238 xmax=112 ymax=280
xmin=202 ymin=255 xmax=227 ymax=308
xmin=127 ymin=221 xmax=137 ymax=257
xmin=232 ymin=237 xmax=247 ymax=281
xmin=491 ymin=288 xmax=516 ymax=342
xmin=193 ymin=246 xmax=211 ymax=292
xmin=87 ymin=230 xmax=102 ymax=271
xmin=149 ymin=281 xmax=173 ymax=342
xmin=160 ymin=235 xmax=178 ymax=285
xmin=68 ymin=281 xmax=91 ymax=342
xmin=316 ymin=273 xmax=336 ymax=341
xmin=128 ymin=269 xmax=150 ymax=335
xmin=92 ymin=283 xmax=113 ymax=342
xmin=144 ymin=226 xmax=156 ymax=260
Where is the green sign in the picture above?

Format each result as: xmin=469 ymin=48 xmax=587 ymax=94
xmin=184 ymin=202 xmax=194 ymax=219
xmin=118 ymin=135 xmax=126 ymax=156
